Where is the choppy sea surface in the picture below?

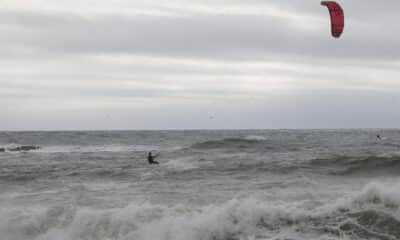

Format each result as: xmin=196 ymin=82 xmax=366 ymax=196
xmin=1 ymin=130 xmax=400 ymax=240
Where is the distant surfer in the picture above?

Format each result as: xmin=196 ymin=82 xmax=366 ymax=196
xmin=147 ymin=152 xmax=160 ymax=165
xmin=376 ymin=134 xmax=382 ymax=140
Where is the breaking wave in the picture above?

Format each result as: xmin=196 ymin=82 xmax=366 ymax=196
xmin=1 ymin=181 xmax=400 ymax=240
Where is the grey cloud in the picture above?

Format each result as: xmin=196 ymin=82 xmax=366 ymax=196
xmin=1 ymin=9 xmax=399 ymax=61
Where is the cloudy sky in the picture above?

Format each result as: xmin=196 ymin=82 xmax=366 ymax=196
xmin=1 ymin=0 xmax=400 ymax=130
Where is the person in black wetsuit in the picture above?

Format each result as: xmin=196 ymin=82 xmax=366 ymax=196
xmin=147 ymin=152 xmax=159 ymax=164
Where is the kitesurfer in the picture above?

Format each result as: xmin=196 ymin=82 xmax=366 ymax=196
xmin=147 ymin=152 xmax=159 ymax=164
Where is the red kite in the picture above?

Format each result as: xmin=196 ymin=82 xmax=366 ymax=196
xmin=321 ymin=1 xmax=345 ymax=38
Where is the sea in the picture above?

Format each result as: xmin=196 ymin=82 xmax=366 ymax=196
xmin=1 ymin=129 xmax=400 ymax=240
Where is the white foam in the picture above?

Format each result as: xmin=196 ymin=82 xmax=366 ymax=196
xmin=244 ymin=135 xmax=267 ymax=141
xmin=164 ymin=157 xmax=215 ymax=171
xmin=353 ymin=180 xmax=400 ymax=211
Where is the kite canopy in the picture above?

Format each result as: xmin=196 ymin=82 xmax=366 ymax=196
xmin=321 ymin=1 xmax=344 ymax=38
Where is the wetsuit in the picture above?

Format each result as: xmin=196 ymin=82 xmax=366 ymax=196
xmin=148 ymin=153 xmax=159 ymax=164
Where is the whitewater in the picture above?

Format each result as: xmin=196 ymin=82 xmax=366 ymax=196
xmin=1 ymin=130 xmax=400 ymax=240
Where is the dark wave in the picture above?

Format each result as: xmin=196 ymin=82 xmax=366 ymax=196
xmin=189 ymin=136 xmax=305 ymax=153
xmin=0 ymin=173 xmax=38 ymax=182
xmin=310 ymin=155 xmax=400 ymax=176
xmin=341 ymin=210 xmax=400 ymax=240
xmin=1 ymin=145 xmax=41 ymax=152
xmin=0 ymin=166 xmax=130 ymax=182
xmin=191 ymin=138 xmax=262 ymax=150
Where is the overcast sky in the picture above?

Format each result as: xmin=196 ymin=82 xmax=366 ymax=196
xmin=1 ymin=0 xmax=400 ymax=130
